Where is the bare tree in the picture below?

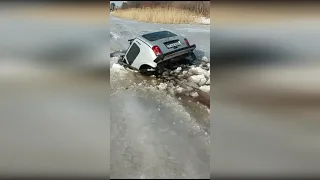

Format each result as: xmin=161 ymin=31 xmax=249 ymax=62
xmin=128 ymin=1 xmax=141 ymax=8
xmin=121 ymin=2 xmax=129 ymax=9
xmin=110 ymin=2 xmax=115 ymax=11
xmin=172 ymin=1 xmax=210 ymax=17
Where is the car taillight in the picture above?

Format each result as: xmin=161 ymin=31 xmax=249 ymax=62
xmin=184 ymin=38 xmax=190 ymax=46
xmin=152 ymin=46 xmax=162 ymax=56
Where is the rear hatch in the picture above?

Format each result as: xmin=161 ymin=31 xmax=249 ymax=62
xmin=142 ymin=31 xmax=188 ymax=54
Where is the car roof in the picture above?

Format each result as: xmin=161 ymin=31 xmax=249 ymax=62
xmin=138 ymin=30 xmax=178 ymax=43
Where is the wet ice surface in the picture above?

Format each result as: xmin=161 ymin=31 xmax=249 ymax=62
xmin=111 ymin=58 xmax=210 ymax=178
xmin=110 ymin=15 xmax=210 ymax=178
xmin=111 ymin=86 xmax=210 ymax=178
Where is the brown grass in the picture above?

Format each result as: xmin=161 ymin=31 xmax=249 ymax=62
xmin=211 ymin=4 xmax=320 ymax=25
xmin=112 ymin=7 xmax=201 ymax=24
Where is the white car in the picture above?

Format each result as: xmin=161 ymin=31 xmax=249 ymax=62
xmin=118 ymin=30 xmax=197 ymax=75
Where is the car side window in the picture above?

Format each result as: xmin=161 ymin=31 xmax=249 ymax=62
xmin=126 ymin=43 xmax=140 ymax=65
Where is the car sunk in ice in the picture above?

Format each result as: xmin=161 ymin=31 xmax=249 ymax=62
xmin=118 ymin=30 xmax=197 ymax=75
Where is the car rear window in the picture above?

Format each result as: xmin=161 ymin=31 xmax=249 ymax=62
xmin=142 ymin=31 xmax=177 ymax=42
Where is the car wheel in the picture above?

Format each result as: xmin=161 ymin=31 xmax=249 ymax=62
xmin=139 ymin=65 xmax=156 ymax=76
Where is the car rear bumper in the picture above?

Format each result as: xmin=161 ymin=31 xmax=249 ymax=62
xmin=154 ymin=44 xmax=196 ymax=64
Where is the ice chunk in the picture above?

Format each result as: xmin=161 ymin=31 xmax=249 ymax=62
xmin=189 ymin=67 xmax=210 ymax=80
xmin=186 ymin=82 xmax=199 ymax=89
xmin=190 ymin=91 xmax=199 ymax=97
xmin=205 ymin=78 xmax=210 ymax=85
xmin=200 ymin=63 xmax=209 ymax=70
xmin=180 ymin=83 xmax=194 ymax=92
xmin=168 ymin=88 xmax=175 ymax=95
xmin=199 ymin=85 xmax=210 ymax=93
xmin=188 ymin=74 xmax=206 ymax=85
xmin=111 ymin=63 xmax=126 ymax=72
xmin=174 ymin=67 xmax=182 ymax=73
xmin=198 ymin=78 xmax=207 ymax=86
xmin=202 ymin=56 xmax=209 ymax=62
xmin=157 ymin=83 xmax=167 ymax=90
xmin=182 ymin=70 xmax=188 ymax=76
xmin=189 ymin=67 xmax=206 ymax=75
xmin=204 ymin=70 xmax=210 ymax=78
xmin=175 ymin=86 xmax=185 ymax=94
xmin=177 ymin=74 xmax=184 ymax=79
xmin=167 ymin=82 xmax=174 ymax=88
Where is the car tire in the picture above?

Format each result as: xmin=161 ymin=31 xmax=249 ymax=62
xmin=139 ymin=65 xmax=156 ymax=76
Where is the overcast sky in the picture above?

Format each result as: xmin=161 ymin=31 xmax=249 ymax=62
xmin=110 ymin=1 xmax=124 ymax=7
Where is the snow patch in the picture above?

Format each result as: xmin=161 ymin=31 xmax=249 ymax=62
xmin=177 ymin=27 xmax=210 ymax=33
xmin=196 ymin=17 xmax=210 ymax=25
xmin=111 ymin=63 xmax=127 ymax=73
